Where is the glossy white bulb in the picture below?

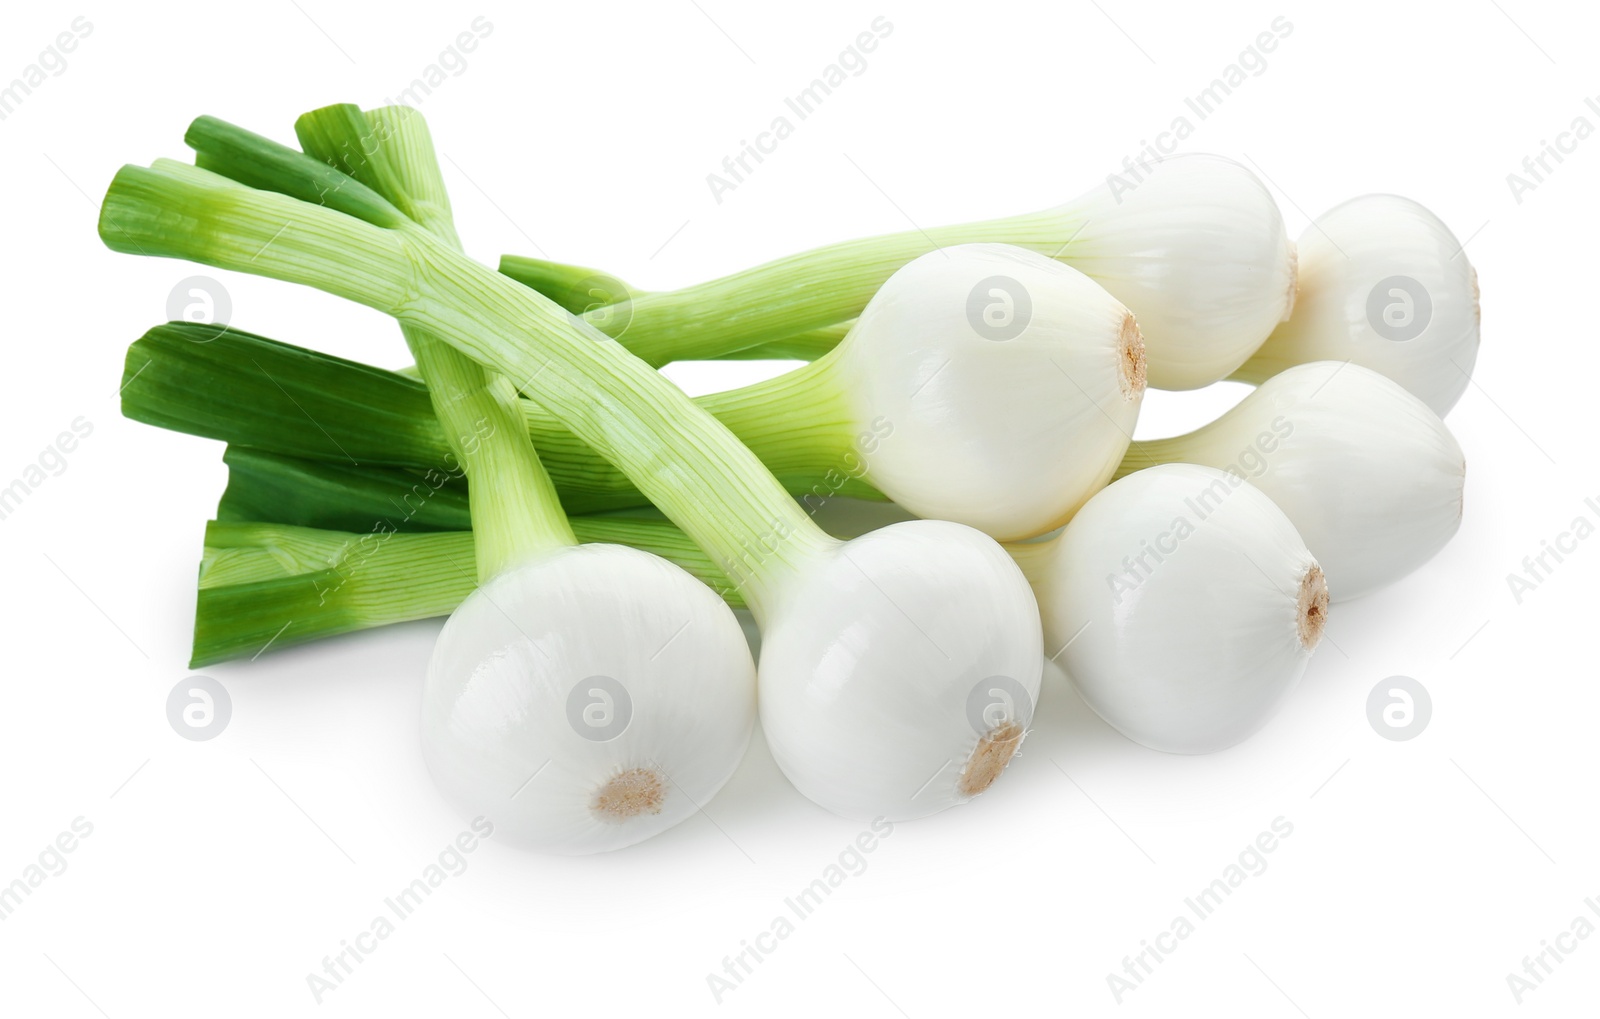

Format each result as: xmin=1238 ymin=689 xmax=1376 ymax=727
xmin=1245 ymin=194 xmax=1480 ymax=417
xmin=1064 ymin=153 xmax=1296 ymax=391
xmin=421 ymin=544 xmax=755 ymax=855
xmin=756 ymin=520 xmax=1043 ymax=821
xmin=842 ymin=243 xmax=1144 ymax=541
xmin=1027 ymin=464 xmax=1327 ymax=754
xmin=1133 ymin=361 xmax=1465 ymax=600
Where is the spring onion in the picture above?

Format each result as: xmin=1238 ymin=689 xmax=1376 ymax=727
xmin=1117 ymin=361 xmax=1465 ymax=600
xmin=214 ymin=446 xmax=473 ymax=534
xmin=296 ymin=105 xmax=757 ymax=854
xmin=196 ymin=514 xmax=738 ymax=663
xmin=100 ymin=110 xmax=1043 ymax=821
xmin=120 ymin=322 xmax=886 ymax=516
xmin=495 ymin=257 xmax=849 ymax=362
xmin=199 ymin=491 xmax=1331 ymax=758
xmin=200 ymin=458 xmax=1331 ymax=753
xmin=1231 ymin=194 xmax=1480 ymax=417
xmin=1011 ymin=464 xmax=1328 ymax=753
xmin=818 ymin=243 xmax=1144 ymax=537
xmin=124 ymin=238 xmax=1147 ymax=541
xmin=500 ymin=153 xmax=1295 ymax=390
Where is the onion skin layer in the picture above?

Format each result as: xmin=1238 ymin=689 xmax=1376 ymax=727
xmin=1237 ymin=194 xmax=1480 ymax=417
xmin=1029 ymin=464 xmax=1323 ymax=754
xmin=757 ymin=520 xmax=1043 ymax=820
xmin=1120 ymin=361 xmax=1465 ymax=601
xmin=840 ymin=244 xmax=1143 ymax=541
xmin=422 ymin=544 xmax=756 ymax=855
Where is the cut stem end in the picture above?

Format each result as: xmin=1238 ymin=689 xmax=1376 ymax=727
xmin=591 ymin=767 xmax=666 ymax=823
xmin=1470 ymin=266 xmax=1480 ymax=329
xmin=1282 ymin=242 xmax=1300 ymax=322
xmin=959 ymin=721 xmax=1026 ymax=798
xmin=1297 ymin=564 xmax=1329 ymax=650
xmin=1118 ymin=313 xmax=1148 ymax=401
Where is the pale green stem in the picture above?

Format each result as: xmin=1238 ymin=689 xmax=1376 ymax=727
xmin=101 ymin=151 xmax=834 ymax=618
xmin=1112 ymin=435 xmax=1191 ymax=480
xmin=516 ymin=209 xmax=1081 ymax=365
xmin=297 ymin=103 xmax=575 ymax=582
xmin=1002 ymin=538 xmax=1056 ymax=589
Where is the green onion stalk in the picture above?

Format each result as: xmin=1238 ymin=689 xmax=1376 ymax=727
xmin=495 ymin=152 xmax=1297 ymax=390
xmin=195 ymin=513 xmax=742 ymax=666
xmin=497 ymin=257 xmax=848 ymax=361
xmin=196 ymin=446 xmax=743 ymax=666
xmin=122 ymin=321 xmax=882 ymax=517
xmin=499 ymin=257 xmax=851 ymax=361
xmin=233 ymin=104 xmax=760 ymax=855
xmin=127 ymin=229 xmax=1148 ymax=544
xmin=99 ymin=108 xmax=1041 ymax=822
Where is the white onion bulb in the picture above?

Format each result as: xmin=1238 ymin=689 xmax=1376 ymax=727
xmin=839 ymin=243 xmax=1144 ymax=540
xmin=1015 ymin=464 xmax=1328 ymax=754
xmin=1063 ymin=153 xmax=1296 ymax=391
xmin=757 ymin=520 xmax=1043 ymax=820
xmin=1239 ymin=194 xmax=1480 ymax=416
xmin=422 ymin=544 xmax=756 ymax=854
xmin=1121 ymin=361 xmax=1465 ymax=600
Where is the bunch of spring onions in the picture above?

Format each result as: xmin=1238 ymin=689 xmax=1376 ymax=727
xmin=105 ymin=104 xmax=1475 ymax=854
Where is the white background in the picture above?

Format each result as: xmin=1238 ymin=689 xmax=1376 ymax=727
xmin=1 ymin=1 xmax=1596 ymax=1015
